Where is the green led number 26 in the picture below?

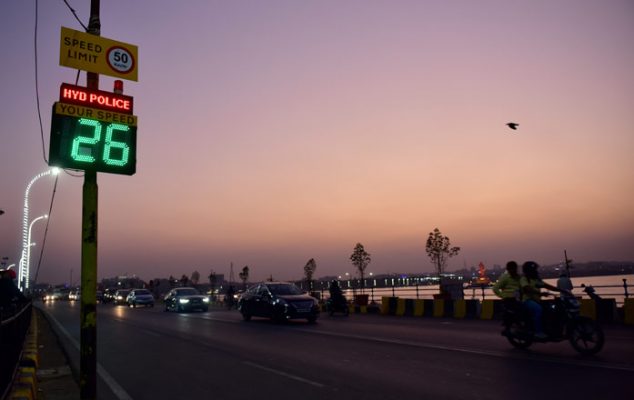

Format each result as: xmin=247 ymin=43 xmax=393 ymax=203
xmin=72 ymin=118 xmax=130 ymax=166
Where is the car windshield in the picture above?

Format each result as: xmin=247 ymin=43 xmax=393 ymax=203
xmin=176 ymin=288 xmax=199 ymax=296
xmin=117 ymin=290 xmax=130 ymax=296
xmin=267 ymin=284 xmax=302 ymax=296
xmin=135 ymin=289 xmax=151 ymax=295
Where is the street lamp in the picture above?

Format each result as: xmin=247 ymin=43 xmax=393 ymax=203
xmin=24 ymin=214 xmax=48 ymax=289
xmin=18 ymin=168 xmax=59 ymax=290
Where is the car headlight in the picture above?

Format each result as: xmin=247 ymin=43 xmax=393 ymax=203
xmin=203 ymin=297 xmax=210 ymax=303
xmin=179 ymin=298 xmax=190 ymax=304
xmin=117 ymin=296 xmax=123 ymax=300
xmin=273 ymin=298 xmax=287 ymax=305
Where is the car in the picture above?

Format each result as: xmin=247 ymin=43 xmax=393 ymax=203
xmin=102 ymin=288 xmax=117 ymax=303
xmin=238 ymin=282 xmax=320 ymax=323
xmin=43 ymin=289 xmax=64 ymax=302
xmin=43 ymin=288 xmax=71 ymax=302
xmin=163 ymin=287 xmax=209 ymax=312
xmin=113 ymin=289 xmax=131 ymax=305
xmin=126 ymin=289 xmax=155 ymax=308
xmin=68 ymin=290 xmax=81 ymax=301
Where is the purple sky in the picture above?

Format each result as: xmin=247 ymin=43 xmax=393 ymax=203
xmin=1 ymin=1 xmax=633 ymax=285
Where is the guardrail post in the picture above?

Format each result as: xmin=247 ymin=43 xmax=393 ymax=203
xmin=624 ymin=279 xmax=629 ymax=299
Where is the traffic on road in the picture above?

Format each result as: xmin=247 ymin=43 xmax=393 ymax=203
xmin=36 ymin=298 xmax=634 ymax=400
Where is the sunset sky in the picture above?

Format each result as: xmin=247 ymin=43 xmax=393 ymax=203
xmin=1 ymin=1 xmax=633 ymax=285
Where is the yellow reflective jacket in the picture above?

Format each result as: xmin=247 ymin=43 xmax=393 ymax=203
xmin=492 ymin=271 xmax=521 ymax=299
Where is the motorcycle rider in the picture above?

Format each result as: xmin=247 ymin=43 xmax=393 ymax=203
xmin=493 ymin=261 xmax=521 ymax=300
xmin=329 ymin=280 xmax=346 ymax=309
xmin=493 ymin=261 xmax=521 ymax=334
xmin=520 ymin=261 xmax=567 ymax=339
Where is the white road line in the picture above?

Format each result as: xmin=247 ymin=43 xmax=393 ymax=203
xmin=242 ymin=361 xmax=325 ymax=388
xmin=175 ymin=313 xmax=634 ymax=372
xmin=40 ymin=308 xmax=134 ymax=400
xmin=294 ymin=328 xmax=634 ymax=373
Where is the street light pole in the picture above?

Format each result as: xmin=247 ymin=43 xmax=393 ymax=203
xmin=25 ymin=214 xmax=48 ymax=288
xmin=18 ymin=168 xmax=59 ymax=290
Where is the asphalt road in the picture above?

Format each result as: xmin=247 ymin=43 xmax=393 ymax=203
xmin=37 ymin=301 xmax=634 ymax=400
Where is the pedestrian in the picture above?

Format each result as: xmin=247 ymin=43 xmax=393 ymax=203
xmin=225 ymin=285 xmax=235 ymax=309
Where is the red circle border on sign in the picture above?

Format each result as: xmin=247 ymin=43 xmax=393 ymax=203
xmin=106 ymin=46 xmax=136 ymax=75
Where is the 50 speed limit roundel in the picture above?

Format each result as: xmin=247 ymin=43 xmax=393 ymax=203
xmin=107 ymin=46 xmax=135 ymax=75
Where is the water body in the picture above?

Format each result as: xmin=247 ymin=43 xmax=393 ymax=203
xmin=340 ymin=274 xmax=633 ymax=305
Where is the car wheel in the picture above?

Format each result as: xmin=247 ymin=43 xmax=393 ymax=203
xmin=307 ymin=316 xmax=317 ymax=324
xmin=150 ymin=303 xmax=154 ymax=308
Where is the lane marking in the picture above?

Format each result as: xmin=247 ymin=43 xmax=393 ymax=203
xmin=196 ymin=314 xmax=634 ymax=373
xmin=39 ymin=307 xmax=134 ymax=400
xmin=293 ymin=328 xmax=634 ymax=373
xmin=242 ymin=361 xmax=325 ymax=388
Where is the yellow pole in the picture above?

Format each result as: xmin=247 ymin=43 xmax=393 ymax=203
xmin=80 ymin=1 xmax=100 ymax=398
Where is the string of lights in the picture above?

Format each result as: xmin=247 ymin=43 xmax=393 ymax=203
xmin=28 ymin=1 xmax=88 ymax=287
xmin=33 ymin=174 xmax=59 ymax=286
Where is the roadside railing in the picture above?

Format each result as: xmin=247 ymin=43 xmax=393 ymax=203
xmin=0 ymin=301 xmax=32 ymax=399
xmin=316 ymin=280 xmax=630 ymax=306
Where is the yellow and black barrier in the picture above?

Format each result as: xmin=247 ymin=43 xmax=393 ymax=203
xmin=377 ymin=297 xmax=628 ymax=323
xmin=7 ymin=310 xmax=39 ymax=400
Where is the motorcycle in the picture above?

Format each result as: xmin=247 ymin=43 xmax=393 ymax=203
xmin=325 ymin=296 xmax=350 ymax=316
xmin=502 ymin=286 xmax=605 ymax=355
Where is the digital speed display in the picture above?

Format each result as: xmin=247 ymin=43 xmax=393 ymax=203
xmin=49 ymin=102 xmax=137 ymax=175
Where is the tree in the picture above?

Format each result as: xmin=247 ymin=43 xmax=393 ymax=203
xmin=426 ymin=228 xmax=460 ymax=277
xmin=304 ymin=258 xmax=317 ymax=292
xmin=239 ymin=266 xmax=249 ymax=290
xmin=180 ymin=274 xmax=189 ymax=287
xmin=191 ymin=270 xmax=200 ymax=285
xmin=350 ymin=243 xmax=371 ymax=292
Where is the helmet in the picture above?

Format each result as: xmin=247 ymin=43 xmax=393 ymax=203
xmin=522 ymin=261 xmax=539 ymax=278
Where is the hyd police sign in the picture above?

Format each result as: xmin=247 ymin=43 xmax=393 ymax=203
xmin=49 ymin=84 xmax=137 ymax=175
xmin=60 ymin=27 xmax=138 ymax=81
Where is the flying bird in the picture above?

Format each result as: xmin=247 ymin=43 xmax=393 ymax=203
xmin=506 ymin=122 xmax=519 ymax=130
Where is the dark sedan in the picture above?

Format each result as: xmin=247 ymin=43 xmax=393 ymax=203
xmin=126 ymin=289 xmax=155 ymax=308
xmin=163 ymin=287 xmax=209 ymax=312
xmin=238 ymin=282 xmax=320 ymax=323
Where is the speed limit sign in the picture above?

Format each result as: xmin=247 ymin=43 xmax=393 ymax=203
xmin=107 ymin=46 xmax=135 ymax=75
xmin=59 ymin=27 xmax=139 ymax=81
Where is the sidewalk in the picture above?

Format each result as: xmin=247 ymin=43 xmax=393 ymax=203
xmin=34 ymin=308 xmax=80 ymax=400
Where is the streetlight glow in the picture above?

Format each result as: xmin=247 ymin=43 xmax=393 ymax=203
xmin=18 ymin=169 xmax=57 ymax=291
xmin=24 ymin=214 xmax=48 ymax=289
